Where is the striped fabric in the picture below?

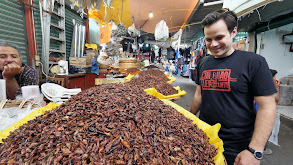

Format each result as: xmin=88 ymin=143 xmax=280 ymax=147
xmin=15 ymin=64 xmax=39 ymax=96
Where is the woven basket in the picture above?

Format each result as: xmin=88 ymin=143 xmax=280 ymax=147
xmin=119 ymin=59 xmax=138 ymax=63
xmin=119 ymin=63 xmax=139 ymax=68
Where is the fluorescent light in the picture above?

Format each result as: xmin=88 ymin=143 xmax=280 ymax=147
xmin=149 ymin=10 xmax=153 ymax=18
xmin=203 ymin=0 xmax=223 ymax=7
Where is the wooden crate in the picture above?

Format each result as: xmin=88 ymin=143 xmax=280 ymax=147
xmin=95 ymin=78 xmax=125 ymax=85
xmin=70 ymin=57 xmax=92 ymax=67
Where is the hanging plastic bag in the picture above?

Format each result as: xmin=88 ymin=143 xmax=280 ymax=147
xmin=110 ymin=20 xmax=117 ymax=31
xmin=128 ymin=23 xmax=140 ymax=37
xmin=112 ymin=24 xmax=127 ymax=37
xmin=100 ymin=23 xmax=112 ymax=44
xmin=105 ymin=0 xmax=114 ymax=8
xmin=268 ymin=113 xmax=280 ymax=146
xmin=155 ymin=20 xmax=169 ymax=41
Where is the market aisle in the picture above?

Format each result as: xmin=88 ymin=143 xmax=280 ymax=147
xmin=172 ymin=75 xmax=196 ymax=111
xmin=171 ymin=74 xmax=293 ymax=165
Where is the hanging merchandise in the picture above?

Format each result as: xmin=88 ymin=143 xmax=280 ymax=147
xmin=171 ymin=29 xmax=182 ymax=49
xmin=155 ymin=20 xmax=169 ymax=41
xmin=97 ymin=52 xmax=115 ymax=66
xmin=112 ymin=24 xmax=128 ymax=37
xmin=193 ymin=37 xmax=207 ymax=65
xmin=132 ymin=42 xmax=138 ymax=52
xmin=110 ymin=20 xmax=118 ymax=31
xmin=70 ymin=0 xmax=114 ymax=14
xmin=128 ymin=23 xmax=140 ymax=37
xmin=105 ymin=43 xmax=122 ymax=56
xmin=100 ymin=23 xmax=112 ymax=44
xmin=104 ymin=0 xmax=114 ymax=7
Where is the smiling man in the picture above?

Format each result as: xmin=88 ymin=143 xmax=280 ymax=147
xmin=190 ymin=10 xmax=277 ymax=165
xmin=0 ymin=41 xmax=39 ymax=99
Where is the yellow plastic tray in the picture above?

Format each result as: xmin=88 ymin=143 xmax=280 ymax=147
xmin=167 ymin=76 xmax=176 ymax=84
xmin=124 ymin=74 xmax=135 ymax=81
xmin=0 ymin=101 xmax=224 ymax=165
xmin=144 ymin=86 xmax=187 ymax=99
xmin=161 ymin=99 xmax=224 ymax=165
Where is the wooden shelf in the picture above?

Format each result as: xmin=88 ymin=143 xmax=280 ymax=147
xmin=50 ymin=36 xmax=65 ymax=42
xmin=49 ymin=49 xmax=66 ymax=54
xmin=52 ymin=11 xmax=64 ymax=18
xmin=50 ymin=24 xmax=64 ymax=31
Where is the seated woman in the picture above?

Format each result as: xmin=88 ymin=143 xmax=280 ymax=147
xmin=0 ymin=41 xmax=39 ymax=99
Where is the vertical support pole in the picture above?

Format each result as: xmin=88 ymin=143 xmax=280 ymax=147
xmin=24 ymin=0 xmax=37 ymax=66
xmin=40 ymin=0 xmax=51 ymax=74
xmin=84 ymin=7 xmax=90 ymax=44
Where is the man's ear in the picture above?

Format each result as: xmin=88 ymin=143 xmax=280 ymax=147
xmin=231 ymin=27 xmax=238 ymax=38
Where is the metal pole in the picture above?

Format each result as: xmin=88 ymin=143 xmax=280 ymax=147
xmin=81 ymin=25 xmax=86 ymax=57
xmin=78 ymin=24 xmax=82 ymax=57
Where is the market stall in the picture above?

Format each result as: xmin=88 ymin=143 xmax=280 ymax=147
xmin=0 ymin=83 xmax=224 ymax=164
xmin=0 ymin=0 xmax=232 ymax=164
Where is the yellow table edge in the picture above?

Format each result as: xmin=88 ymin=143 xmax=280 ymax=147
xmin=0 ymin=101 xmax=224 ymax=165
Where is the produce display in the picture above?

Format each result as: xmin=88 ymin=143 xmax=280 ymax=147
xmin=143 ymin=65 xmax=160 ymax=69
xmin=0 ymin=83 xmax=217 ymax=164
xmin=127 ymin=69 xmax=177 ymax=95
xmin=139 ymin=69 xmax=169 ymax=82
xmin=154 ymin=83 xmax=179 ymax=96
xmin=126 ymin=68 xmax=140 ymax=74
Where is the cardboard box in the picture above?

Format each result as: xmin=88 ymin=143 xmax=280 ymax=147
xmin=70 ymin=56 xmax=92 ymax=67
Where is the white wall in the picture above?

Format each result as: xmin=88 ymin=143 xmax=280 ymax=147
xmin=256 ymin=23 xmax=293 ymax=79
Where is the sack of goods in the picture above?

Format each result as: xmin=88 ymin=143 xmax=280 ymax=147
xmin=97 ymin=52 xmax=115 ymax=66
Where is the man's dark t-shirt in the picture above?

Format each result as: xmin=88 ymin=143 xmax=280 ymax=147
xmin=196 ymin=50 xmax=277 ymax=152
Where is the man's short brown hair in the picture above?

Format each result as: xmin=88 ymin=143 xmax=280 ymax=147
xmin=202 ymin=9 xmax=238 ymax=33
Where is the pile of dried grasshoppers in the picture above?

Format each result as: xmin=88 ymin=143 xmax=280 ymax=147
xmin=127 ymin=69 xmax=178 ymax=96
xmin=0 ymin=83 xmax=216 ymax=164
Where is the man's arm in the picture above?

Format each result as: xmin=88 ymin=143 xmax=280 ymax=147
xmin=250 ymin=94 xmax=276 ymax=151
xmin=5 ymin=77 xmax=20 ymax=99
xmin=2 ymin=64 xmax=24 ymax=99
xmin=234 ymin=94 xmax=276 ymax=165
xmin=190 ymin=85 xmax=202 ymax=115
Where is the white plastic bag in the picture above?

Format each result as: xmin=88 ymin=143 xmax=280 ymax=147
xmin=110 ymin=21 xmax=117 ymax=31
xmin=128 ymin=23 xmax=140 ymax=37
xmin=268 ymin=113 xmax=280 ymax=146
xmin=155 ymin=20 xmax=169 ymax=41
